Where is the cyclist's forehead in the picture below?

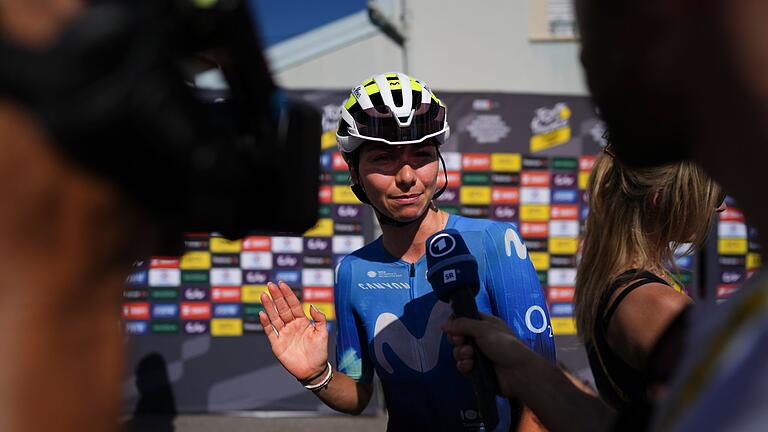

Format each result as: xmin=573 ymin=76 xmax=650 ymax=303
xmin=362 ymin=141 xmax=434 ymax=154
xmin=361 ymin=142 xmax=393 ymax=154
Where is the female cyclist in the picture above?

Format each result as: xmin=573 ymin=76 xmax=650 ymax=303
xmin=259 ymin=72 xmax=555 ymax=431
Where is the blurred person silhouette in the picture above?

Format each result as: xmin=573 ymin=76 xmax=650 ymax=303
xmin=124 ymin=353 xmax=177 ymax=432
xmin=0 ymin=4 xmax=162 ymax=432
xmin=0 ymin=0 xmax=318 ymax=431
xmin=577 ymin=0 xmax=768 ymax=430
xmin=446 ymin=0 xmax=768 ymax=431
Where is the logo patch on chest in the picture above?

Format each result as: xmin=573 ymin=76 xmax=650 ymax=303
xmin=373 ymin=302 xmax=452 ymax=374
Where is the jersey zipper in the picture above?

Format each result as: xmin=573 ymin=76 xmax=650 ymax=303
xmin=407 ymin=262 xmax=415 ymax=302
xmin=408 ymin=262 xmax=416 ymax=303
xmin=407 ymin=262 xmax=424 ymax=372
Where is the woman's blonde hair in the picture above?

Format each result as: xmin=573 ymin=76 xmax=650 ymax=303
xmin=574 ymin=151 xmax=722 ymax=345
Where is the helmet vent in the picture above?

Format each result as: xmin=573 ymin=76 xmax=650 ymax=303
xmin=411 ymin=91 xmax=421 ymax=110
xmin=369 ymin=92 xmax=385 ymax=109
xmin=391 ymin=89 xmax=403 ymax=107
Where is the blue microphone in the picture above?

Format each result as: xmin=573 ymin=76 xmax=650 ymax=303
xmin=426 ymin=229 xmax=500 ymax=431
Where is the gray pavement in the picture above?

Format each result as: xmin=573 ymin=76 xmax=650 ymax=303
xmin=124 ymin=412 xmax=388 ymax=432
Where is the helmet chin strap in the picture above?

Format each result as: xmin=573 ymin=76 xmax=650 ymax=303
xmin=351 ymin=146 xmax=449 ymax=228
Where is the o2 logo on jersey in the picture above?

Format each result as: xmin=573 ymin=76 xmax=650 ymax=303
xmin=428 ymin=233 xmax=456 ymax=258
xmin=525 ymin=305 xmax=549 ymax=335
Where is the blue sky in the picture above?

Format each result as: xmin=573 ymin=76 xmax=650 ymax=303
xmin=249 ymin=0 xmax=367 ymax=47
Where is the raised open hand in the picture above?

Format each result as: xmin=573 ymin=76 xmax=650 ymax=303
xmin=259 ymin=281 xmax=329 ymax=381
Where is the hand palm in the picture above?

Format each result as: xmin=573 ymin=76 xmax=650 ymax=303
xmin=272 ymin=315 xmax=328 ymax=379
xmin=259 ymin=281 xmax=329 ymax=381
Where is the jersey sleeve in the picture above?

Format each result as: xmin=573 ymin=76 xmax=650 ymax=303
xmin=482 ymin=223 xmax=556 ymax=362
xmin=334 ymin=256 xmax=374 ymax=385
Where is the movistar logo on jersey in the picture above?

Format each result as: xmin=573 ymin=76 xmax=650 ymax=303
xmin=504 ymin=228 xmax=528 ymax=259
xmin=373 ymin=302 xmax=451 ymax=374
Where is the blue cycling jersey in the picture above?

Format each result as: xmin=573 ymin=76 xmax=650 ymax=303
xmin=335 ymin=214 xmax=556 ymax=431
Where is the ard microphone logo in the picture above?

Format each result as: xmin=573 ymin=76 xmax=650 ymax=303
xmin=428 ymin=233 xmax=456 ymax=258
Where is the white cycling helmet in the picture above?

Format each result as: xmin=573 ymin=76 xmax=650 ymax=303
xmin=336 ymin=72 xmax=450 ymax=155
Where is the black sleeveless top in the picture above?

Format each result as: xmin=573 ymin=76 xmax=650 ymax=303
xmin=586 ymin=270 xmax=672 ymax=413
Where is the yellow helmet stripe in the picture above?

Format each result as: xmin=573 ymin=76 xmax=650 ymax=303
xmin=364 ymin=82 xmax=381 ymax=96
xmin=343 ymin=94 xmax=357 ymax=110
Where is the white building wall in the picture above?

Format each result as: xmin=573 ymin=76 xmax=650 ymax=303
xmin=273 ymin=32 xmax=405 ymax=89
xmin=406 ymin=0 xmax=585 ymax=95
xmin=271 ymin=1 xmax=586 ymax=95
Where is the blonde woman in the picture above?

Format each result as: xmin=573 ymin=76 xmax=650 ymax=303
xmin=575 ymin=146 xmax=725 ymax=416
xmin=443 ymin=147 xmax=725 ymax=431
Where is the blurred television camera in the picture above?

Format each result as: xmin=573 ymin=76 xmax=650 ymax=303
xmin=0 ymin=0 xmax=320 ymax=241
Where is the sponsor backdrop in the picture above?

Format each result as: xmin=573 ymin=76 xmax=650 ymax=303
xmin=123 ymin=90 xmax=747 ymax=414
xmin=708 ymin=197 xmax=762 ymax=302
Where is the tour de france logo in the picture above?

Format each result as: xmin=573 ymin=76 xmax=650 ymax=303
xmin=321 ymin=103 xmax=342 ymax=150
xmin=530 ymin=102 xmax=572 ymax=153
